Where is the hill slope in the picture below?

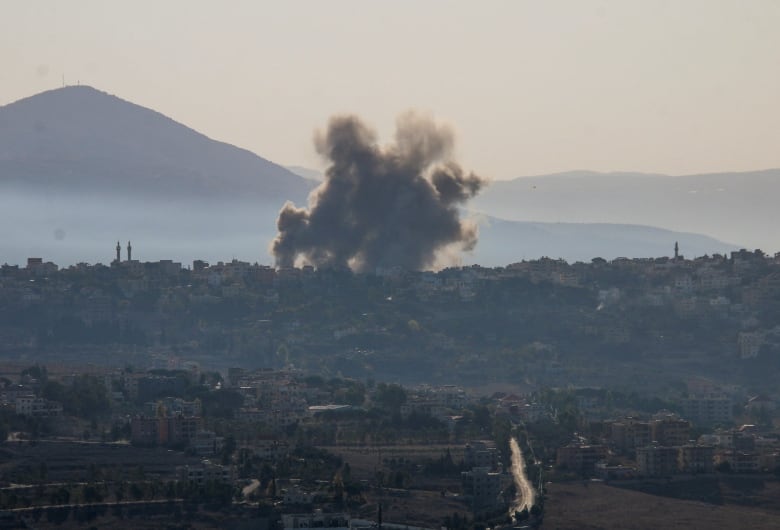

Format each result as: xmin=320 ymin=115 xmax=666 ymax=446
xmin=0 ymin=87 xmax=741 ymax=266
xmin=472 ymin=169 xmax=780 ymax=253
xmin=0 ymin=86 xmax=312 ymax=202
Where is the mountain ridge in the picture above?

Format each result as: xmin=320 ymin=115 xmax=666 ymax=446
xmin=0 ymin=85 xmax=312 ymax=203
xmin=0 ymin=86 xmax=745 ymax=266
xmin=501 ymin=167 xmax=780 ymax=182
xmin=474 ymin=168 xmax=780 ymax=253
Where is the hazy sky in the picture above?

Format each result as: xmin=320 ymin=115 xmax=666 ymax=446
xmin=2 ymin=0 xmax=779 ymax=180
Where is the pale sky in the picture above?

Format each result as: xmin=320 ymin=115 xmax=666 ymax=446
xmin=1 ymin=0 xmax=779 ymax=180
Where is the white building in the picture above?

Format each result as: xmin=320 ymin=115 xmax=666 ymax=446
xmin=682 ymin=394 xmax=732 ymax=426
xmin=15 ymin=397 xmax=63 ymax=417
xmin=176 ymin=459 xmax=233 ymax=485
xmin=739 ymin=331 xmax=765 ymax=359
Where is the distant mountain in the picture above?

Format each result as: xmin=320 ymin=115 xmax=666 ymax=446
xmin=0 ymin=185 xmax=738 ymax=267
xmin=469 ymin=215 xmax=738 ymax=265
xmin=0 ymin=86 xmax=313 ymax=203
xmin=285 ymin=165 xmax=324 ymax=183
xmin=0 ymin=86 xmax=743 ymax=267
xmin=472 ymin=169 xmax=780 ymax=254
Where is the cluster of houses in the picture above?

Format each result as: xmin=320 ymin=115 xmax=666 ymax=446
xmin=1 ymin=372 xmax=63 ymax=419
xmin=557 ymin=406 xmax=780 ymax=479
xmin=228 ymin=367 xmax=311 ymax=431
xmin=5 ymin=247 xmax=780 ymax=363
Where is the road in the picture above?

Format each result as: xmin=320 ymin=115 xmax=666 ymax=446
xmin=508 ymin=437 xmax=535 ymax=516
xmin=242 ymin=479 xmax=260 ymax=497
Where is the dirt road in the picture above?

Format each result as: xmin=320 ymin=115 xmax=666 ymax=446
xmin=509 ymin=437 xmax=535 ymax=515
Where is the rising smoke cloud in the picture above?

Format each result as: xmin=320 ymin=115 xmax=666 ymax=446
xmin=272 ymin=112 xmax=487 ymax=272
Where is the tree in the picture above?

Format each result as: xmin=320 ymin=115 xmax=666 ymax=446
xmin=82 ymin=485 xmax=102 ymax=503
xmin=471 ymin=405 xmax=492 ymax=432
xmin=21 ymin=365 xmax=48 ymax=384
xmin=374 ymin=383 xmax=407 ymax=414
xmin=221 ymin=435 xmax=237 ymax=465
xmin=44 ymin=375 xmax=110 ymax=420
xmin=130 ymin=483 xmax=144 ymax=501
xmin=114 ymin=482 xmax=125 ymax=502
xmin=715 ymin=461 xmax=732 ymax=473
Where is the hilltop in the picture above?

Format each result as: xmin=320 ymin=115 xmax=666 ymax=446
xmin=0 ymin=85 xmax=312 ymax=202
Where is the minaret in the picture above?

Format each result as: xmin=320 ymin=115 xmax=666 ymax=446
xmin=127 ymin=241 xmax=132 ymax=262
xmin=115 ymin=241 xmax=121 ymax=263
xmin=674 ymin=241 xmax=679 ymax=260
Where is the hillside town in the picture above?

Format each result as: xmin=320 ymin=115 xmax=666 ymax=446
xmin=1 ymin=353 xmax=779 ymax=528
xmin=1 ymin=247 xmax=780 ymax=526
xmin=2 ymin=245 xmax=780 ymax=389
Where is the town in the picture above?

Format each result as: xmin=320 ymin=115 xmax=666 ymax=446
xmin=2 ymin=244 xmax=780 ymax=389
xmin=1 ymin=246 xmax=780 ymax=527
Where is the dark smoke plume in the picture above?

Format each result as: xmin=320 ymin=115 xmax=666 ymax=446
xmin=272 ymin=112 xmax=487 ymax=272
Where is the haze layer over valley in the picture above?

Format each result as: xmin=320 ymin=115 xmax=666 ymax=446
xmin=473 ymin=170 xmax=780 ymax=254
xmin=0 ymin=86 xmax=743 ymax=267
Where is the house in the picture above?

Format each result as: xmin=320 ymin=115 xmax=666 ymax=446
xmin=15 ymin=397 xmax=63 ymax=417
xmin=678 ymin=445 xmax=715 ymax=473
xmin=651 ymin=416 xmax=691 ymax=447
xmin=464 ymin=441 xmax=500 ymax=471
xmin=191 ymin=430 xmax=224 ymax=455
xmin=131 ymin=414 xmax=203 ymax=446
xmin=609 ymin=418 xmax=652 ymax=454
xmin=682 ymin=394 xmax=732 ymax=426
xmin=556 ymin=442 xmax=609 ymax=475
xmin=739 ymin=331 xmax=765 ymax=359
xmin=282 ymin=512 xmax=350 ymax=530
xmin=177 ymin=459 xmax=233 ymax=485
xmin=461 ymin=467 xmax=503 ymax=514
xmin=594 ymin=462 xmax=635 ymax=480
xmin=283 ymin=483 xmax=317 ymax=505
xmin=718 ymin=451 xmax=760 ymax=473
xmin=636 ymin=445 xmax=678 ymax=477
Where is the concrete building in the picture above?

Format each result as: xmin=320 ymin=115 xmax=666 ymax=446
xmin=131 ymin=414 xmax=203 ymax=446
xmin=682 ymin=394 xmax=732 ymax=426
xmin=191 ymin=430 xmax=224 ymax=455
xmin=651 ymin=417 xmax=691 ymax=447
xmin=636 ymin=445 xmax=679 ymax=477
xmin=464 ymin=441 xmax=500 ymax=471
xmin=594 ymin=462 xmax=635 ymax=480
xmin=739 ymin=331 xmax=765 ymax=359
xmin=177 ymin=459 xmax=233 ymax=485
xmin=727 ymin=452 xmax=760 ymax=473
xmin=283 ymin=484 xmax=316 ymax=505
xmin=679 ymin=445 xmax=715 ymax=473
xmin=15 ymin=397 xmax=62 ymax=417
xmin=282 ymin=512 xmax=350 ymax=530
xmin=610 ymin=418 xmax=652 ymax=454
xmin=556 ymin=443 xmax=609 ymax=475
xmin=461 ymin=467 xmax=503 ymax=514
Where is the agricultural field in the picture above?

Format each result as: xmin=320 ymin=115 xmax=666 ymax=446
xmin=543 ymin=480 xmax=780 ymax=530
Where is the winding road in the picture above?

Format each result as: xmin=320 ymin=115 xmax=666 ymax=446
xmin=508 ymin=437 xmax=535 ymax=516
